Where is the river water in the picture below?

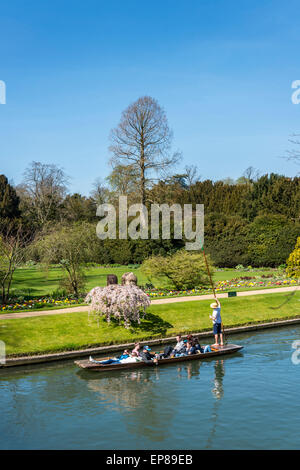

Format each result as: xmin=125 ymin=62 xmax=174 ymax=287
xmin=1 ymin=325 xmax=300 ymax=450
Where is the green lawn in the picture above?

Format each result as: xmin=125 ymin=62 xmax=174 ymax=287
xmin=11 ymin=265 xmax=280 ymax=297
xmin=1 ymin=291 xmax=299 ymax=357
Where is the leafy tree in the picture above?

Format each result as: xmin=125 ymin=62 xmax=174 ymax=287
xmin=247 ymin=214 xmax=300 ymax=267
xmin=286 ymin=237 xmax=300 ymax=278
xmin=141 ymin=249 xmax=213 ymax=290
xmin=61 ymin=193 xmax=96 ymax=222
xmin=33 ymin=223 xmax=97 ymax=296
xmin=106 ymin=164 xmax=140 ymax=203
xmin=204 ymin=213 xmax=250 ymax=267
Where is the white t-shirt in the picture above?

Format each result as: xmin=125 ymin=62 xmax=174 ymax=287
xmin=174 ymin=340 xmax=185 ymax=351
xmin=212 ymin=307 xmax=222 ymax=324
xmin=120 ymin=356 xmax=141 ymax=364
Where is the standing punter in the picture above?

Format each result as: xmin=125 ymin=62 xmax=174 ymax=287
xmin=210 ymin=298 xmax=223 ymax=347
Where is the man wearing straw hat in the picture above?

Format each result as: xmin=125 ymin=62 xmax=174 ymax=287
xmin=210 ymin=298 xmax=223 ymax=347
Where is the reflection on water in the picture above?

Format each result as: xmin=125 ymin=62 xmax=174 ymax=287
xmin=1 ymin=325 xmax=300 ymax=449
xmin=75 ymin=357 xmax=227 ymax=443
xmin=205 ymin=360 xmax=225 ymax=449
xmin=212 ymin=360 xmax=225 ymax=400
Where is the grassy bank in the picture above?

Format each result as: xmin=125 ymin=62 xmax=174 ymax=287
xmin=1 ymin=291 xmax=299 ymax=357
xmin=11 ymin=264 xmax=282 ymax=297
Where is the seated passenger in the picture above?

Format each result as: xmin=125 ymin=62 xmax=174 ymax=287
xmin=89 ymin=356 xmax=120 ymax=364
xmin=117 ymin=349 xmax=130 ymax=360
xmin=173 ymin=335 xmax=186 ymax=354
xmin=163 ymin=335 xmax=185 ymax=358
xmin=193 ymin=337 xmax=204 ymax=353
xmin=139 ymin=345 xmax=158 ymax=364
xmin=185 ymin=341 xmax=197 ymax=355
xmin=89 ymin=349 xmax=141 ymax=365
xmin=131 ymin=342 xmax=141 ymax=357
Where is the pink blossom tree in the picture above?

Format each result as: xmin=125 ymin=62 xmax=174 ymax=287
xmin=85 ymin=284 xmax=151 ymax=328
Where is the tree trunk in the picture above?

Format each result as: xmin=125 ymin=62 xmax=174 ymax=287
xmin=140 ymin=128 xmax=146 ymax=205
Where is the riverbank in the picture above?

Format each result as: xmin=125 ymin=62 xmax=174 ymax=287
xmin=0 ymin=291 xmax=299 ymax=363
xmin=2 ymin=316 xmax=300 ymax=368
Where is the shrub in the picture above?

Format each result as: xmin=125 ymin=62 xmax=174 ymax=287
xmin=141 ymin=249 xmax=213 ymax=290
xmin=286 ymin=237 xmax=300 ymax=278
xmin=235 ymin=264 xmax=245 ymax=271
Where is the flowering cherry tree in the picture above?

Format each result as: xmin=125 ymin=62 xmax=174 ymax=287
xmin=85 ymin=284 xmax=151 ymax=328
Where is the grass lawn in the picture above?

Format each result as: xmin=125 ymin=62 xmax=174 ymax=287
xmin=1 ymin=291 xmax=299 ymax=357
xmin=11 ymin=265 xmax=281 ymax=297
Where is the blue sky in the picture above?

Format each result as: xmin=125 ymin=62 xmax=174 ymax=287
xmin=0 ymin=0 xmax=299 ymax=195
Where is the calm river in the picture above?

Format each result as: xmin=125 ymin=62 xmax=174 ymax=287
xmin=1 ymin=325 xmax=300 ymax=449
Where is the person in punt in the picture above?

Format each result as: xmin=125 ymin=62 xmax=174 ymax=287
xmin=185 ymin=340 xmax=197 ymax=355
xmin=89 ymin=349 xmax=141 ymax=365
xmin=162 ymin=335 xmax=186 ymax=358
xmin=192 ymin=336 xmax=212 ymax=354
xmin=210 ymin=298 xmax=223 ymax=347
xmin=139 ymin=345 xmax=159 ymax=364
xmin=131 ymin=342 xmax=141 ymax=357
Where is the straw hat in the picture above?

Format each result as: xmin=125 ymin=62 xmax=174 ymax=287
xmin=210 ymin=302 xmax=218 ymax=309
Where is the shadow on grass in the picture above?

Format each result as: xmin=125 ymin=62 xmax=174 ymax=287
xmin=88 ymin=312 xmax=172 ymax=336
xmin=129 ymin=312 xmax=173 ymax=335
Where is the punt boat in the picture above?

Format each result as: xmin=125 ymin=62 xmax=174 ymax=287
xmin=74 ymin=343 xmax=243 ymax=372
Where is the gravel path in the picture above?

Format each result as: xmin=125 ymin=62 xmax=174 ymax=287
xmin=0 ymin=286 xmax=299 ymax=320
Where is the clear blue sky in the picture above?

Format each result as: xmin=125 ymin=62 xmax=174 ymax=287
xmin=0 ymin=0 xmax=299 ymax=195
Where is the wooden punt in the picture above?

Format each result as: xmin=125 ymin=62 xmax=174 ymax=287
xmin=74 ymin=343 xmax=243 ymax=372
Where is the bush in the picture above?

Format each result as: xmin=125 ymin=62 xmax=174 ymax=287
xmin=247 ymin=215 xmax=300 ymax=267
xmin=51 ymin=288 xmax=68 ymax=300
xmin=141 ymin=249 xmax=213 ymax=290
xmin=235 ymin=264 xmax=245 ymax=271
xmin=286 ymin=237 xmax=300 ymax=278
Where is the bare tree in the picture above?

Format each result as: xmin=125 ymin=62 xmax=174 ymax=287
xmin=0 ymin=225 xmax=29 ymax=304
xmin=285 ymin=134 xmax=300 ymax=166
xmin=184 ymin=165 xmax=201 ymax=187
xmin=243 ymin=166 xmax=260 ymax=181
xmin=90 ymin=178 xmax=111 ymax=205
xmin=18 ymin=161 xmax=69 ymax=226
xmin=236 ymin=166 xmax=260 ymax=184
xmin=109 ymin=96 xmax=181 ymax=204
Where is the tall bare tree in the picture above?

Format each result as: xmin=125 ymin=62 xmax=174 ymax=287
xmin=109 ymin=96 xmax=181 ymax=204
xmin=18 ymin=161 xmax=69 ymax=226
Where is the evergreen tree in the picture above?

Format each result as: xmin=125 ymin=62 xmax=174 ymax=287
xmin=0 ymin=175 xmax=20 ymax=219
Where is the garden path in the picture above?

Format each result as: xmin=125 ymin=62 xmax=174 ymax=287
xmin=0 ymin=286 xmax=299 ymax=320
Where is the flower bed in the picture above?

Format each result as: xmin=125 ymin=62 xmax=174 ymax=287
xmin=0 ymin=297 xmax=82 ymax=312
xmin=1 ymin=276 xmax=298 ymax=312
xmin=144 ymin=277 xmax=299 ymax=298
